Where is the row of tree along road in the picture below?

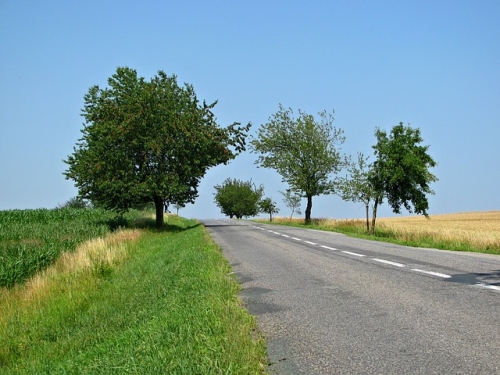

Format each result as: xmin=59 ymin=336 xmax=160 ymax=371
xmin=65 ymin=67 xmax=437 ymax=233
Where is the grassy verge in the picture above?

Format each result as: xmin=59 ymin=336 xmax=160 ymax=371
xmin=0 ymin=215 xmax=266 ymax=374
xmin=260 ymin=213 xmax=500 ymax=255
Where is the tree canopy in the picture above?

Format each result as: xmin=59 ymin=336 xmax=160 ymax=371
xmin=369 ymin=122 xmax=438 ymax=234
xmin=250 ymin=104 xmax=348 ymax=223
xmin=64 ymin=67 xmax=250 ymax=227
xmin=213 ymin=178 xmax=264 ymax=219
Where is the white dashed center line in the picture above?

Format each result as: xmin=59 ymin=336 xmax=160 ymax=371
xmin=320 ymin=245 xmax=338 ymax=251
xmin=250 ymin=224 xmax=499 ymax=292
xmin=342 ymin=251 xmax=365 ymax=257
xmin=475 ymin=283 xmax=500 ymax=291
xmin=411 ymin=269 xmax=452 ymax=278
xmin=373 ymin=258 xmax=406 ymax=267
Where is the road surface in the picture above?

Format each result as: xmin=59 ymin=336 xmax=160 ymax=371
xmin=203 ymin=219 xmax=500 ymax=374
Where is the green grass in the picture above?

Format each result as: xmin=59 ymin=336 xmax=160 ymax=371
xmin=0 ymin=208 xmax=149 ymax=288
xmin=0 ymin=215 xmax=267 ymax=374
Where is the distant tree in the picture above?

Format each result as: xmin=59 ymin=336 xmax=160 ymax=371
xmin=64 ymin=67 xmax=250 ymax=228
xmin=259 ymin=197 xmax=280 ymax=222
xmin=369 ymin=122 xmax=438 ymax=234
xmin=173 ymin=203 xmax=184 ymax=215
xmin=214 ymin=178 xmax=264 ymax=219
xmin=59 ymin=196 xmax=90 ymax=209
xmin=337 ymin=153 xmax=379 ymax=232
xmin=251 ymin=104 xmax=348 ymax=224
xmin=280 ymin=190 xmax=302 ymax=220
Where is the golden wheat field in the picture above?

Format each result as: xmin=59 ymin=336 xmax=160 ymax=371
xmin=376 ymin=211 xmax=500 ymax=250
xmin=271 ymin=211 xmax=500 ymax=253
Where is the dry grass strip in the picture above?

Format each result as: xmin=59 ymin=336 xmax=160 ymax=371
xmin=0 ymin=229 xmax=142 ymax=312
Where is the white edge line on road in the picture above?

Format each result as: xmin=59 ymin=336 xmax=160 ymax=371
xmin=476 ymin=283 xmax=500 ymax=291
xmin=320 ymin=245 xmax=338 ymax=251
xmin=281 ymin=234 xmax=290 ymax=238
xmin=411 ymin=269 xmax=452 ymax=279
xmin=342 ymin=251 xmax=365 ymax=257
xmin=373 ymin=258 xmax=406 ymax=267
xmin=304 ymin=241 xmax=317 ymax=245
xmin=292 ymin=237 xmax=302 ymax=241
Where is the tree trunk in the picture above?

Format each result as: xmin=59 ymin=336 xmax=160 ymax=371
xmin=154 ymin=196 xmax=165 ymax=228
xmin=305 ymin=195 xmax=312 ymax=224
xmin=365 ymin=204 xmax=369 ymax=233
xmin=269 ymin=212 xmax=272 ymax=222
xmin=370 ymin=197 xmax=379 ymax=235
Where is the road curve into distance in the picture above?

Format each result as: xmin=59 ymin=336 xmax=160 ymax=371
xmin=203 ymin=219 xmax=500 ymax=375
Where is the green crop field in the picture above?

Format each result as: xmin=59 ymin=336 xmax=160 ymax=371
xmin=0 ymin=208 xmax=120 ymax=288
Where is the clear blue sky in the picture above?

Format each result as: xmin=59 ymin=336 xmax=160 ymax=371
xmin=1 ymin=1 xmax=499 ymax=219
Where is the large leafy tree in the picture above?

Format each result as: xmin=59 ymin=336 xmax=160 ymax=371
xmin=369 ymin=122 xmax=438 ymax=234
xmin=64 ymin=67 xmax=250 ymax=227
xmin=251 ymin=104 xmax=348 ymax=223
xmin=214 ymin=178 xmax=264 ymax=219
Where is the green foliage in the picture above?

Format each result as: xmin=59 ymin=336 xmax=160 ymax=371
xmin=251 ymin=104 xmax=348 ymax=223
xmin=369 ymin=122 xmax=438 ymax=233
xmin=213 ymin=178 xmax=264 ymax=219
xmin=0 ymin=208 xmax=114 ymax=288
xmin=0 ymin=216 xmax=267 ymax=373
xmin=259 ymin=197 xmax=279 ymax=222
xmin=64 ymin=67 xmax=250 ymax=227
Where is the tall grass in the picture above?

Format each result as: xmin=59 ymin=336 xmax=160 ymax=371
xmin=0 ymin=208 xmax=143 ymax=288
xmin=0 ymin=215 xmax=266 ymax=374
xmin=268 ymin=211 xmax=500 ymax=255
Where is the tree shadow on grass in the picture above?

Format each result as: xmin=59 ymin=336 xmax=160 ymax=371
xmin=104 ymin=214 xmax=201 ymax=233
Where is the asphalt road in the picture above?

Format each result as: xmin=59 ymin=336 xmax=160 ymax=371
xmin=203 ymin=219 xmax=500 ymax=375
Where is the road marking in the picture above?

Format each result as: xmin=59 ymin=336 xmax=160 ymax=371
xmin=320 ymin=245 xmax=338 ymax=251
xmin=254 ymin=226 xmax=499 ymax=293
xmin=373 ymin=258 xmax=406 ymax=267
xmin=411 ymin=269 xmax=452 ymax=278
xmin=476 ymin=283 xmax=500 ymax=291
xmin=342 ymin=251 xmax=365 ymax=257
